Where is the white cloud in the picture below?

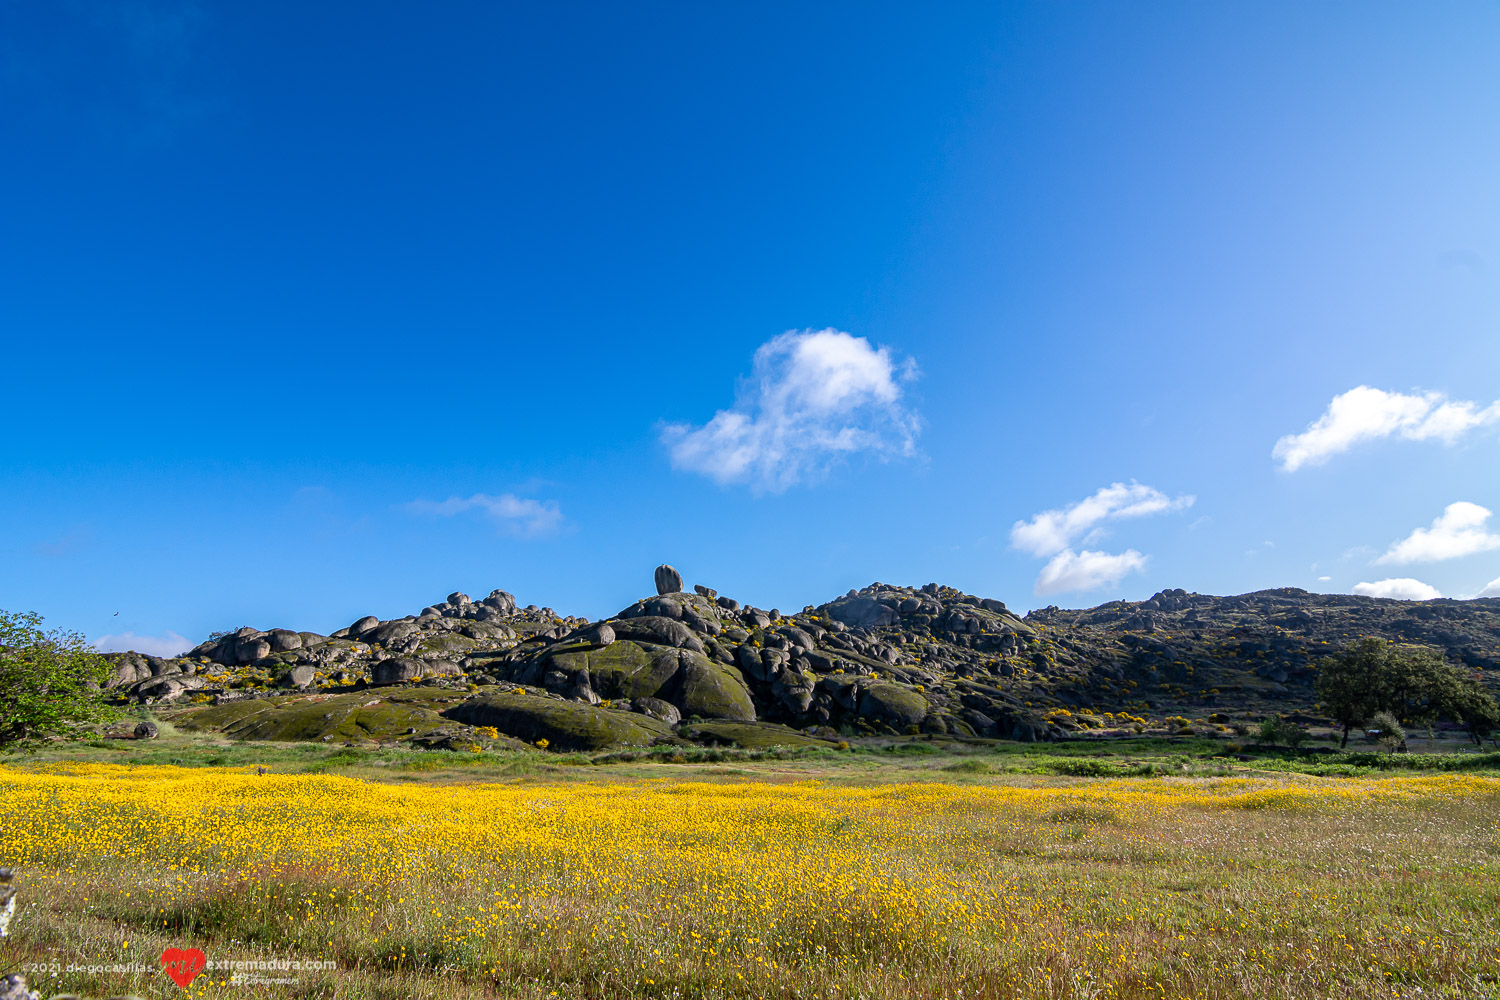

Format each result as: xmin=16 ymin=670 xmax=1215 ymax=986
xmin=1352 ymin=578 xmax=1443 ymax=601
xmin=1273 ymin=386 xmax=1500 ymax=472
xmin=1476 ymin=576 xmax=1500 ymax=599
xmin=660 ymin=328 xmax=920 ymax=493
xmin=1010 ymin=482 xmax=1195 ymax=558
xmin=1035 ymin=549 xmax=1148 ymax=596
xmin=404 ymin=493 xmax=563 ymax=538
xmin=94 ymin=631 xmax=191 ymax=657
xmin=1375 ymin=502 xmax=1500 ymax=565
xmin=1317 ymin=575 xmax=1332 ymax=582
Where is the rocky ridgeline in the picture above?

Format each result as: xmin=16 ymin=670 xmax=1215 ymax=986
xmin=1030 ymin=587 xmax=1500 ymax=672
xmin=105 ymin=588 xmax=585 ymax=702
xmin=103 ymin=572 xmax=1500 ymax=750
xmin=1014 ymin=588 xmax=1500 ymax=724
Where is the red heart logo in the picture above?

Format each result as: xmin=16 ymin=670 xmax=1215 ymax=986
xmin=159 ymin=947 xmax=207 ymax=989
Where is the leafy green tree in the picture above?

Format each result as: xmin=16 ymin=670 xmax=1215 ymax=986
xmin=0 ymin=610 xmax=116 ymax=748
xmin=1317 ymin=637 xmax=1499 ymax=748
xmin=1372 ymin=643 xmax=1447 ymax=729
xmin=1316 ymin=637 xmax=1385 ymax=748
xmin=1434 ymin=672 xmax=1500 ymax=746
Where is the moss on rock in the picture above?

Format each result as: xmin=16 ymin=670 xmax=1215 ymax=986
xmin=562 ymin=640 xmax=682 ymax=701
xmin=444 ymin=691 xmax=673 ymax=750
xmin=677 ymin=721 xmax=832 ymax=748
xmin=675 ymin=652 xmax=755 ymax=721
xmin=857 ymin=683 xmax=929 ymax=728
xmin=414 ymin=632 xmax=479 ymax=658
xmin=178 ymin=687 xmax=467 ymax=742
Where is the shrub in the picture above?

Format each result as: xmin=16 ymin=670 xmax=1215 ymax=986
xmin=1366 ymin=710 xmax=1406 ymax=752
xmin=0 ymin=610 xmax=116 ymax=748
xmin=1257 ymin=717 xmax=1308 ymax=747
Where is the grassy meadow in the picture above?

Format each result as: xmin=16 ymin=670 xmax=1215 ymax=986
xmin=2 ymin=740 xmax=1498 ymax=1000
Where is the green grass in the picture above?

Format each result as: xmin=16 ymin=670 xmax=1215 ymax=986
xmin=9 ymin=726 xmax=1499 ymax=786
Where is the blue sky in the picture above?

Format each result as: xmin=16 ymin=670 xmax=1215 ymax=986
xmin=3 ymin=1 xmax=1498 ymax=655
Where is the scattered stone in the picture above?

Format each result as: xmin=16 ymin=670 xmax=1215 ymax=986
xmin=370 ymin=657 xmax=426 ymax=685
xmin=279 ymin=665 xmax=317 ymax=689
xmin=0 ymin=975 xmax=38 ymax=1000
xmin=632 ymin=696 xmax=682 ymax=725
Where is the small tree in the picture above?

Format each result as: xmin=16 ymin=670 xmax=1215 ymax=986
xmin=1366 ymin=710 xmax=1406 ymax=753
xmin=0 ymin=610 xmax=116 ymax=749
xmin=1256 ymin=716 xmax=1307 ymax=748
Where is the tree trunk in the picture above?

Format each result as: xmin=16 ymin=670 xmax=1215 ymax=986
xmin=1340 ymin=724 xmax=1349 ymax=749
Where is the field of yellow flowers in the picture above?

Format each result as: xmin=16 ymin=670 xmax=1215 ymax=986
xmin=2 ymin=763 xmax=1497 ymax=999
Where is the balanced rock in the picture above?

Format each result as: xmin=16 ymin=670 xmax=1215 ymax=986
xmin=654 ymin=564 xmax=683 ymax=595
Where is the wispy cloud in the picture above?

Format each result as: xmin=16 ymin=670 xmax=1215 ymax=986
xmin=1011 ymin=482 xmax=1195 ymax=559
xmin=94 ymin=630 xmax=190 ymax=657
xmin=661 ymin=328 xmax=920 ymax=493
xmin=403 ymin=493 xmax=564 ymax=538
xmin=1034 ymin=549 xmax=1147 ymax=596
xmin=1011 ymin=481 xmax=1193 ymax=596
xmin=1352 ymin=578 xmax=1442 ymax=601
xmin=1375 ymin=502 xmax=1500 ymax=565
xmin=1274 ymin=386 xmax=1500 ymax=472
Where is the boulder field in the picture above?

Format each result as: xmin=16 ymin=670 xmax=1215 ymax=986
xmin=108 ymin=566 xmax=1500 ymax=751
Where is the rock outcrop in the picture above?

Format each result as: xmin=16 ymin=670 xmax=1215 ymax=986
xmin=110 ymin=570 xmax=1500 ymax=751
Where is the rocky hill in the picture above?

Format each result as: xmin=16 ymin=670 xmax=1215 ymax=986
xmin=104 ymin=568 xmax=1500 ymax=750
